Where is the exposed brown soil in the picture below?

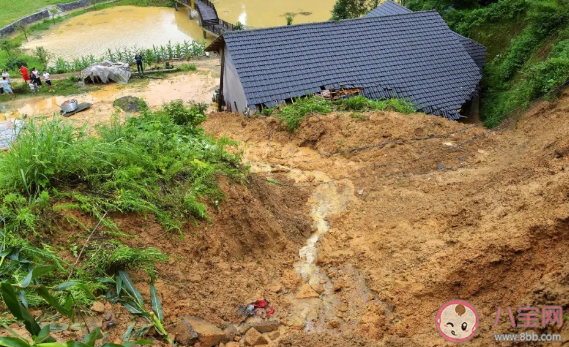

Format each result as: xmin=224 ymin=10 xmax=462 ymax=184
xmin=4 ymin=89 xmax=569 ymax=347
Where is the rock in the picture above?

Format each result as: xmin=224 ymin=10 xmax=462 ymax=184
xmin=103 ymin=311 xmax=112 ymax=321
xmin=329 ymin=318 xmax=340 ymax=328
xmin=226 ymin=342 xmax=239 ymax=347
xmin=224 ymin=324 xmax=237 ymax=341
xmin=267 ymin=283 xmax=283 ymax=293
xmin=267 ymin=331 xmax=280 ymax=340
xmin=91 ymin=301 xmax=105 ymax=313
xmin=171 ymin=317 xmax=199 ymax=345
xmin=245 ymin=317 xmax=279 ymax=333
xmin=181 ymin=316 xmax=225 ymax=347
xmin=113 ymin=96 xmax=147 ymax=112
xmin=311 ymin=284 xmax=324 ymax=294
xmin=295 ymin=284 xmax=319 ymax=299
xmin=83 ymin=316 xmax=102 ymax=333
xmin=244 ymin=328 xmax=269 ymax=346
xmin=333 ymin=280 xmax=345 ymax=292
xmin=237 ymin=322 xmax=251 ymax=335
xmin=338 ymin=304 xmax=348 ymax=312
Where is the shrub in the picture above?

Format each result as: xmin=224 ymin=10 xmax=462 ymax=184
xmin=5 ymin=58 xmax=27 ymax=71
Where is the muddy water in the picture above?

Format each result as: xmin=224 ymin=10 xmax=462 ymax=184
xmin=23 ymin=6 xmax=209 ymax=60
xmin=216 ymin=0 xmax=337 ymax=28
xmin=23 ymin=1 xmax=336 ymax=60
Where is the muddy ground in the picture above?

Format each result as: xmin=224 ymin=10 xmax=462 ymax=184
xmin=2 ymin=73 xmax=569 ymax=346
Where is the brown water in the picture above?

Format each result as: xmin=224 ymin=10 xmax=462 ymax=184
xmin=23 ymin=2 xmax=335 ymax=60
xmin=215 ymin=0 xmax=337 ymax=28
xmin=23 ymin=6 xmax=209 ymax=61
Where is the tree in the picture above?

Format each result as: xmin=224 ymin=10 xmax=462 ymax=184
xmin=34 ymin=46 xmax=52 ymax=69
xmin=17 ymin=22 xmax=28 ymax=42
xmin=331 ymin=0 xmax=375 ymax=20
xmin=286 ymin=15 xmax=294 ymax=25
xmin=0 ymin=39 xmax=14 ymax=58
xmin=49 ymin=7 xmax=59 ymax=26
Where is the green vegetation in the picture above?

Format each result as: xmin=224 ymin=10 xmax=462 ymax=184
xmin=286 ymin=15 xmax=294 ymax=25
xmin=0 ymin=100 xmax=244 ymax=328
xmin=263 ymin=96 xmax=415 ymax=132
xmin=0 ymin=0 xmax=73 ymax=28
xmin=331 ymin=0 xmax=569 ymax=127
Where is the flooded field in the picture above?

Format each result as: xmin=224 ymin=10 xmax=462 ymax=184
xmin=23 ymin=1 xmax=335 ymax=60
xmin=215 ymin=0 xmax=337 ymax=28
xmin=23 ymin=6 xmax=209 ymax=61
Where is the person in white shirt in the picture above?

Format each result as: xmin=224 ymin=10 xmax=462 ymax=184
xmin=1 ymin=70 xmax=10 ymax=83
xmin=28 ymin=80 xmax=36 ymax=93
xmin=43 ymin=70 xmax=54 ymax=91
xmin=1 ymin=77 xmax=15 ymax=98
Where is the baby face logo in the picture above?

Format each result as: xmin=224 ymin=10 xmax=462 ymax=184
xmin=436 ymin=300 xmax=479 ymax=343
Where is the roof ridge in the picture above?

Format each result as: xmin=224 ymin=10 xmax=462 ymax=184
xmin=224 ymin=10 xmax=440 ymax=37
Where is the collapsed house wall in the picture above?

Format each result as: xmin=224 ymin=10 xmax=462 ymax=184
xmin=222 ymin=48 xmax=248 ymax=114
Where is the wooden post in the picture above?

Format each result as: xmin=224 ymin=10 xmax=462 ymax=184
xmin=174 ymin=1 xmax=178 ymax=11
xmin=203 ymin=30 xmax=207 ymax=39
xmin=219 ymin=46 xmax=225 ymax=112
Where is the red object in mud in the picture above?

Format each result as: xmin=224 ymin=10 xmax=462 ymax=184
xmin=253 ymin=300 xmax=269 ymax=309
xmin=266 ymin=307 xmax=275 ymax=318
xmin=247 ymin=299 xmax=274 ymax=318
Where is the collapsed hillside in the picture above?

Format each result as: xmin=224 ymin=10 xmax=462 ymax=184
xmin=2 ymin=90 xmax=569 ymax=347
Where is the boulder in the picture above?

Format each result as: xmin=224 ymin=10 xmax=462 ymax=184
xmin=91 ymin=301 xmax=105 ymax=313
xmin=226 ymin=343 xmax=239 ymax=347
xmin=267 ymin=331 xmax=280 ymax=340
xmin=295 ymin=284 xmax=319 ymax=299
xmin=181 ymin=316 xmax=225 ymax=347
xmin=171 ymin=317 xmax=198 ymax=345
xmin=113 ymin=96 xmax=147 ymax=112
xmin=244 ymin=328 xmax=269 ymax=346
xmin=224 ymin=324 xmax=238 ymax=341
xmin=245 ymin=317 xmax=279 ymax=333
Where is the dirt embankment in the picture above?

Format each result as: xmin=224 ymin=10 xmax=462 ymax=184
xmin=201 ymin=90 xmax=569 ymax=346
xmin=6 ymin=91 xmax=569 ymax=347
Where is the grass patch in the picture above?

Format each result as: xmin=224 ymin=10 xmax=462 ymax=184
xmin=264 ymin=96 xmax=416 ymax=133
xmin=180 ymin=63 xmax=197 ymax=72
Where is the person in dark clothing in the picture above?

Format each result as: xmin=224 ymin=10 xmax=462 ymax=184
xmin=135 ymin=53 xmax=143 ymax=74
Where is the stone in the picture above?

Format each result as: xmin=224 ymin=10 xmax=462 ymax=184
xmin=224 ymin=324 xmax=238 ymax=341
xmin=333 ymin=280 xmax=345 ymax=292
xmin=113 ymin=96 xmax=147 ymax=112
xmin=294 ymin=284 xmax=319 ymax=299
xmin=267 ymin=283 xmax=283 ymax=293
xmin=244 ymin=328 xmax=269 ymax=346
xmin=91 ymin=301 xmax=105 ymax=313
xmin=311 ymin=284 xmax=324 ymax=294
xmin=171 ymin=317 xmax=199 ymax=345
xmin=236 ymin=322 xmax=252 ymax=335
xmin=103 ymin=311 xmax=112 ymax=321
xmin=267 ymin=331 xmax=280 ymax=340
xmin=84 ymin=316 xmax=102 ymax=333
xmin=181 ymin=316 xmax=225 ymax=347
xmin=338 ymin=304 xmax=349 ymax=312
xmin=245 ymin=317 xmax=279 ymax=333
xmin=227 ymin=343 xmax=239 ymax=347
xmin=329 ymin=318 xmax=340 ymax=328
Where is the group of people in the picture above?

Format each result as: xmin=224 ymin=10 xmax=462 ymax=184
xmin=19 ymin=65 xmax=53 ymax=93
xmin=0 ymin=65 xmax=55 ymax=99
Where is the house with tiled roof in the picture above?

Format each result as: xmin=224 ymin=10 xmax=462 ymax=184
xmin=206 ymin=2 xmax=486 ymax=120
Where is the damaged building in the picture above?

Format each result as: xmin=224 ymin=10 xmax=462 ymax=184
xmin=205 ymin=1 xmax=486 ymax=120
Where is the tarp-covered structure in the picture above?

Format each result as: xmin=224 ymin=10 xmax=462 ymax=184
xmin=0 ymin=120 xmax=24 ymax=150
xmin=81 ymin=61 xmax=132 ymax=84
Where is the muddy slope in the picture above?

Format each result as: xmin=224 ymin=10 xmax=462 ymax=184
xmin=202 ymin=90 xmax=569 ymax=346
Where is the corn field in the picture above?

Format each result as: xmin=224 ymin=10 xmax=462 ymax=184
xmin=47 ymin=40 xmax=208 ymax=74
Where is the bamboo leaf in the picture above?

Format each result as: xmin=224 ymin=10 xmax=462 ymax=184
xmin=54 ymin=281 xmax=81 ymax=291
xmin=66 ymin=342 xmax=89 ymax=347
xmin=36 ymin=286 xmax=71 ymax=318
xmin=19 ymin=266 xmax=55 ymax=288
xmin=18 ymin=291 xmax=28 ymax=309
xmin=120 ymin=340 xmax=153 ymax=347
xmin=121 ymin=300 xmax=144 ymax=315
xmin=82 ymin=328 xmax=103 ymax=347
xmin=0 ymin=337 xmax=31 ymax=347
xmin=118 ymin=271 xmax=143 ymax=306
xmin=149 ymin=283 xmax=163 ymax=321
xmin=34 ymin=325 xmax=51 ymax=344
xmin=38 ymin=343 xmax=67 ymax=347
xmin=121 ymin=323 xmax=135 ymax=342
xmin=0 ymin=283 xmax=42 ymax=337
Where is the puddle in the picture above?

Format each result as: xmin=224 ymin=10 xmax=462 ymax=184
xmin=0 ymin=66 xmax=219 ymax=122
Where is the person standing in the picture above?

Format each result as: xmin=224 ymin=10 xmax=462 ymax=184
xmin=135 ymin=52 xmax=144 ymax=74
xmin=43 ymin=70 xmax=54 ymax=91
xmin=32 ymin=68 xmax=42 ymax=89
xmin=19 ymin=65 xmax=30 ymax=83
xmin=1 ymin=70 xmax=10 ymax=83
xmin=1 ymin=77 xmax=15 ymax=98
